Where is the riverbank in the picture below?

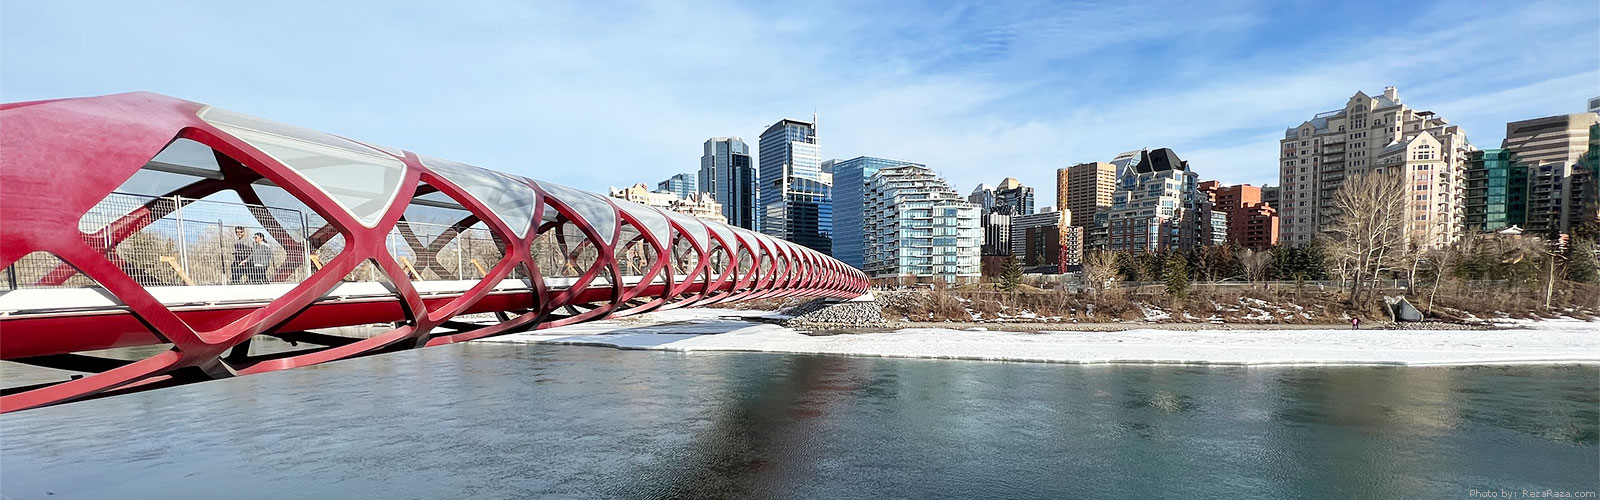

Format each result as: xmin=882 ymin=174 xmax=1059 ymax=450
xmin=477 ymin=309 xmax=1600 ymax=366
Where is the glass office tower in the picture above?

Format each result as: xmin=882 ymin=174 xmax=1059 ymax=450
xmin=699 ymin=137 xmax=757 ymax=229
xmin=757 ymin=117 xmax=829 ymax=253
xmin=828 ymin=156 xmax=922 ymax=269
xmin=656 ymin=172 xmax=696 ymax=199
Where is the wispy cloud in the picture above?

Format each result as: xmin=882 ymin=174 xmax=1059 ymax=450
xmin=1 ymin=0 xmax=1594 ymax=204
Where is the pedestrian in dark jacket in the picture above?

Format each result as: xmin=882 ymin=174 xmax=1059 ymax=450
xmin=230 ymin=226 xmax=251 ymax=283
xmin=243 ymin=232 xmax=273 ymax=283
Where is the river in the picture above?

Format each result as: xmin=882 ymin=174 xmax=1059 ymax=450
xmin=2 ymin=343 xmax=1596 ymax=499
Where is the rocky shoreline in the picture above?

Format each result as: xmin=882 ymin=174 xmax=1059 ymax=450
xmin=770 ymin=296 xmax=1501 ymax=333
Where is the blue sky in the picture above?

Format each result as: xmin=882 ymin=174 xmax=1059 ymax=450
xmin=3 ymin=0 xmax=1596 ymax=205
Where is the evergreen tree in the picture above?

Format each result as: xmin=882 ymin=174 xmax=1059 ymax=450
xmin=1163 ymin=253 xmax=1190 ymax=298
xmin=999 ymin=255 xmax=1024 ymax=292
xmin=1566 ymin=237 xmax=1598 ymax=284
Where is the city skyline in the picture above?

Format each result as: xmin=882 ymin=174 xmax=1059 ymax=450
xmin=1 ymin=1 xmax=1592 ymax=201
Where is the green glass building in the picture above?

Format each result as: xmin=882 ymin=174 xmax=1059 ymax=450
xmin=1464 ymin=148 xmax=1527 ymax=233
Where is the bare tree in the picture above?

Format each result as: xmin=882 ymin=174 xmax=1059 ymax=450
xmin=1239 ymin=248 xmax=1271 ymax=287
xmin=1323 ymin=170 xmax=1409 ymax=304
xmin=1423 ymin=242 xmax=1460 ymax=313
xmin=1082 ymin=250 xmax=1121 ymax=296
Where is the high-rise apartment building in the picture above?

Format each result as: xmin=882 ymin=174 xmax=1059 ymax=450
xmin=1463 ymin=149 xmax=1527 ymax=233
xmin=757 ymin=117 xmax=823 ymax=234
xmin=864 ymin=165 xmax=980 ymax=283
xmin=656 ymin=172 xmax=696 ymax=199
xmin=1198 ymin=181 xmax=1278 ymax=250
xmin=1108 ymin=149 xmax=1144 ymax=179
xmin=699 ymin=137 xmax=757 ymax=229
xmin=1278 ymin=87 xmax=1474 ymax=247
xmin=1058 ymin=162 xmax=1115 ymax=228
xmin=1502 ymin=113 xmax=1599 ymax=235
xmin=1260 ymin=185 xmax=1280 ymax=210
xmin=992 ymin=178 xmax=1035 ymax=215
xmin=1009 ymin=209 xmax=1081 ymax=271
xmin=828 ymin=156 xmax=923 ymax=269
xmin=1580 ymin=123 xmax=1600 ymax=232
xmin=1104 ymin=149 xmax=1225 ymax=252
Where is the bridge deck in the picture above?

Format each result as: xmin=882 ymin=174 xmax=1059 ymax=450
xmin=0 ymin=276 xmax=674 ymax=316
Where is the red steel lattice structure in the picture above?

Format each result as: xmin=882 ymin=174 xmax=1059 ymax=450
xmin=0 ymin=92 xmax=868 ymax=413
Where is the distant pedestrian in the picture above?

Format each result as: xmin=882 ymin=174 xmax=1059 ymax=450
xmin=243 ymin=232 xmax=274 ymax=283
xmin=230 ymin=226 xmax=251 ymax=283
xmin=1351 ymin=317 xmax=1361 ymax=330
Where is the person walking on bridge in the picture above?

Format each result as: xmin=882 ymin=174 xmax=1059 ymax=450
xmin=243 ymin=232 xmax=274 ymax=283
xmin=230 ymin=226 xmax=251 ymax=283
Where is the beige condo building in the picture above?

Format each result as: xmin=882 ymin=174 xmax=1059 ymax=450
xmin=1056 ymin=161 xmax=1116 ymax=228
xmin=1278 ymin=87 xmax=1475 ymax=248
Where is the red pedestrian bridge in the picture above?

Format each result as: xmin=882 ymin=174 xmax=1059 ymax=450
xmin=0 ymin=92 xmax=867 ymax=413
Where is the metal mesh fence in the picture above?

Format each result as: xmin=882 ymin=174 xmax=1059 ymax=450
xmin=2 ymin=193 xmax=508 ymax=290
xmin=78 ymin=193 xmax=311 ymax=287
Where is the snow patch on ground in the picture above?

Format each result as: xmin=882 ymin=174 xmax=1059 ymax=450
xmin=1138 ymin=303 xmax=1170 ymax=322
xmin=477 ymin=309 xmax=1600 ymax=366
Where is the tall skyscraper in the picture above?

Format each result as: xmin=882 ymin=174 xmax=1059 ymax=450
xmin=968 ymin=184 xmax=995 ymax=212
xmin=1104 ymin=149 xmax=1225 ymax=252
xmin=864 ymin=164 xmax=980 ymax=283
xmin=1278 ymin=87 xmax=1474 ymax=247
xmin=1502 ymin=113 xmax=1598 ymax=235
xmin=757 ymin=117 xmax=830 ymax=254
xmin=1058 ymin=162 xmax=1116 ymax=228
xmin=828 ymin=156 xmax=922 ymax=269
xmin=992 ymin=178 xmax=1035 ymax=215
xmin=656 ymin=172 xmax=696 ymax=199
xmin=980 ymin=211 xmax=1011 ymax=256
xmin=699 ymin=137 xmax=757 ymax=230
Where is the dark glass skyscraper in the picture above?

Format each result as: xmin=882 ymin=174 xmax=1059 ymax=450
xmin=757 ymin=117 xmax=830 ymax=254
xmin=699 ymin=137 xmax=757 ymax=229
xmin=829 ymin=156 xmax=922 ymax=269
xmin=992 ymin=177 xmax=1035 ymax=215
xmin=1464 ymin=148 xmax=1527 ymax=233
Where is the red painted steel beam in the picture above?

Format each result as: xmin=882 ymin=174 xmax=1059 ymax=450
xmin=0 ymin=92 xmax=868 ymax=413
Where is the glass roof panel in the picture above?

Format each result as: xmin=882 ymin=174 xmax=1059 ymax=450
xmin=750 ymin=232 xmax=775 ymax=260
xmin=705 ymin=221 xmax=739 ymax=251
xmin=534 ymin=181 xmax=617 ymax=245
xmin=663 ymin=211 xmax=708 ymax=248
xmin=614 ymin=199 xmax=671 ymax=245
xmin=199 ymin=106 xmax=407 ymax=228
xmin=419 ymin=155 xmax=539 ymax=238
xmin=731 ymin=228 xmax=762 ymax=254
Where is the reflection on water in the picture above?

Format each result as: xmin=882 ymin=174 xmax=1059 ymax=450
xmin=2 ymin=344 xmax=1596 ymax=499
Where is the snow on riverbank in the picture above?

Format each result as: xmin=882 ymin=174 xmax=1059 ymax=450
xmin=476 ymin=309 xmax=1600 ymax=366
